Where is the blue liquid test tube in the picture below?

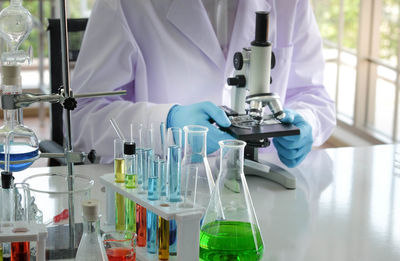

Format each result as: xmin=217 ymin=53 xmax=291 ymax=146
xmin=169 ymin=220 xmax=177 ymax=255
xmin=147 ymin=210 xmax=158 ymax=254
xmin=148 ymin=157 xmax=166 ymax=201
xmin=168 ymin=145 xmax=181 ymax=202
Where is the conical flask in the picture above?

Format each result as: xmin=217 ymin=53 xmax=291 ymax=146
xmin=181 ymin=125 xmax=214 ymax=209
xmin=200 ymin=140 xmax=264 ymax=261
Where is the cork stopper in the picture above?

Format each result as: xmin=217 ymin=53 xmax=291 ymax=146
xmin=81 ymin=199 xmax=99 ymax=222
xmin=2 ymin=65 xmax=21 ymax=86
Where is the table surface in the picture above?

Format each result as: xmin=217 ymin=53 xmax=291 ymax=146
xmin=16 ymin=144 xmax=400 ymax=261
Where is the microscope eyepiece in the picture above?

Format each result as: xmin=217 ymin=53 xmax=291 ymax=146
xmin=252 ymin=11 xmax=270 ymax=47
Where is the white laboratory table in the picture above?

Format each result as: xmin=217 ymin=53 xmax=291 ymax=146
xmin=15 ymin=144 xmax=400 ymax=261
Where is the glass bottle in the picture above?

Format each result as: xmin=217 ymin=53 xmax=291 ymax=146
xmin=181 ymin=125 xmax=214 ymax=209
xmin=1 ymin=171 xmax=14 ymax=261
xmin=0 ymin=65 xmax=38 ymax=172
xmin=75 ymin=200 xmax=108 ymax=261
xmin=124 ymin=141 xmax=136 ymax=233
xmin=200 ymin=140 xmax=264 ymax=261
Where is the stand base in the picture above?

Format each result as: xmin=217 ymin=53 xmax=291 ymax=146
xmin=244 ymin=159 xmax=296 ymax=189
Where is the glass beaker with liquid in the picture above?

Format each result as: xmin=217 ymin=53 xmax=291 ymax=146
xmin=199 ymin=140 xmax=264 ymax=261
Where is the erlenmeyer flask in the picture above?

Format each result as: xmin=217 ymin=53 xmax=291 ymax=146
xmin=200 ymin=140 xmax=264 ymax=261
xmin=181 ymin=125 xmax=214 ymax=209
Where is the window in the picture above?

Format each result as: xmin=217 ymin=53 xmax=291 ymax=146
xmin=312 ymin=0 xmax=400 ymax=143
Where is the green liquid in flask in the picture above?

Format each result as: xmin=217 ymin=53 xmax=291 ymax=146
xmin=199 ymin=221 xmax=264 ymax=261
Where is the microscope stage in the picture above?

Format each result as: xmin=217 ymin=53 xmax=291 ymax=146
xmin=223 ymin=123 xmax=300 ymax=140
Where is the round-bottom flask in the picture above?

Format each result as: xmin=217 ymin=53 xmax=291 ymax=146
xmin=200 ymin=140 xmax=264 ymax=261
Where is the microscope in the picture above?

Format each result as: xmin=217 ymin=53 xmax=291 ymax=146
xmin=223 ymin=11 xmax=299 ymax=189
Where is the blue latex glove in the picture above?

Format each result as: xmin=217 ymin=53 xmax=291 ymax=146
xmin=273 ymin=109 xmax=313 ymax=168
xmin=167 ymin=101 xmax=235 ymax=154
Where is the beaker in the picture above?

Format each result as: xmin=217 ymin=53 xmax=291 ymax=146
xmin=23 ymin=173 xmax=94 ymax=259
xmin=181 ymin=125 xmax=214 ymax=209
xmin=200 ymin=140 xmax=264 ymax=261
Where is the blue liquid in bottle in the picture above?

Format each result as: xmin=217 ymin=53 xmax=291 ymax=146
xmin=0 ymin=144 xmax=38 ymax=172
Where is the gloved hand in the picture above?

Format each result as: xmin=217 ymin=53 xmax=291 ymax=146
xmin=167 ymin=101 xmax=235 ymax=154
xmin=273 ymin=109 xmax=313 ymax=168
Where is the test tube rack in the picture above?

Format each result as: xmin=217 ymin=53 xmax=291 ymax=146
xmin=0 ymin=223 xmax=47 ymax=261
xmin=100 ymin=173 xmax=204 ymax=261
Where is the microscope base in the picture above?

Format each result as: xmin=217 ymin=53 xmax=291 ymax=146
xmin=244 ymin=159 xmax=296 ymax=189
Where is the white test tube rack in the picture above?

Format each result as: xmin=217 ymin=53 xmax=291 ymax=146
xmin=100 ymin=173 xmax=204 ymax=261
xmin=0 ymin=223 xmax=47 ymax=261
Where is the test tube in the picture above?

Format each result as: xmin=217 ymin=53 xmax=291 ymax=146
xmin=136 ymin=205 xmax=146 ymax=247
xmin=146 ymin=210 xmax=158 ymax=254
xmin=169 ymin=220 xmax=177 ymax=255
xmin=158 ymin=217 xmax=169 ymax=260
xmin=167 ymin=127 xmax=182 ymax=203
xmin=114 ymin=138 xmax=125 ymax=231
xmin=148 ymin=156 xmax=165 ymax=201
xmin=124 ymin=141 xmax=136 ymax=232
xmin=1 ymin=172 xmax=14 ymax=261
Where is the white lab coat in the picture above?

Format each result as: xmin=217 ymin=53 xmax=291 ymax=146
xmin=71 ymin=0 xmax=336 ymax=163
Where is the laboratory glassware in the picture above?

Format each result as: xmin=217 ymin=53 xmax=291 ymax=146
xmin=23 ymin=173 xmax=93 ymax=226
xmin=148 ymin=155 xmax=165 ymax=201
xmin=181 ymin=125 xmax=214 ymax=209
xmin=167 ymin=127 xmax=182 ymax=203
xmin=146 ymin=210 xmax=158 ymax=254
xmin=102 ymin=231 xmax=136 ymax=261
xmin=0 ymin=0 xmax=33 ymax=63
xmin=200 ymin=140 xmax=264 ymax=261
xmin=0 ymin=66 xmax=38 ymax=172
xmin=135 ymin=205 xmax=146 ymax=247
xmin=124 ymin=141 xmax=136 ymax=233
xmin=158 ymin=217 xmax=169 ymax=260
xmin=1 ymin=171 xmax=14 ymax=261
xmin=75 ymin=200 xmax=108 ymax=261
xmin=11 ymin=183 xmax=29 ymax=261
xmin=169 ymin=220 xmax=177 ymax=255
xmin=114 ymin=138 xmax=125 ymax=231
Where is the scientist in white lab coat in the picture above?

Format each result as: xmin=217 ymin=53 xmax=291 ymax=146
xmin=71 ymin=0 xmax=336 ymax=167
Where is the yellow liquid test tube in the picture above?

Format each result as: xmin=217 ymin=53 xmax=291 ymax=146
xmin=158 ymin=217 xmax=169 ymax=260
xmin=115 ymin=139 xmax=126 ymax=231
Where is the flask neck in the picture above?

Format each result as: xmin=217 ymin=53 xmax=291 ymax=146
xmin=10 ymin=0 xmax=23 ymax=7
xmin=183 ymin=131 xmax=207 ymax=159
xmin=3 ymin=109 xmax=23 ymax=128
xmin=82 ymin=218 xmax=100 ymax=235
xmin=219 ymin=141 xmax=246 ymax=179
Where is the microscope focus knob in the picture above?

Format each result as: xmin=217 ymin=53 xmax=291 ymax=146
xmin=87 ymin=149 xmax=96 ymax=163
xmin=271 ymin=52 xmax=276 ymax=69
xmin=233 ymin=52 xmax=244 ymax=70
xmin=227 ymin=75 xmax=246 ymax=87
